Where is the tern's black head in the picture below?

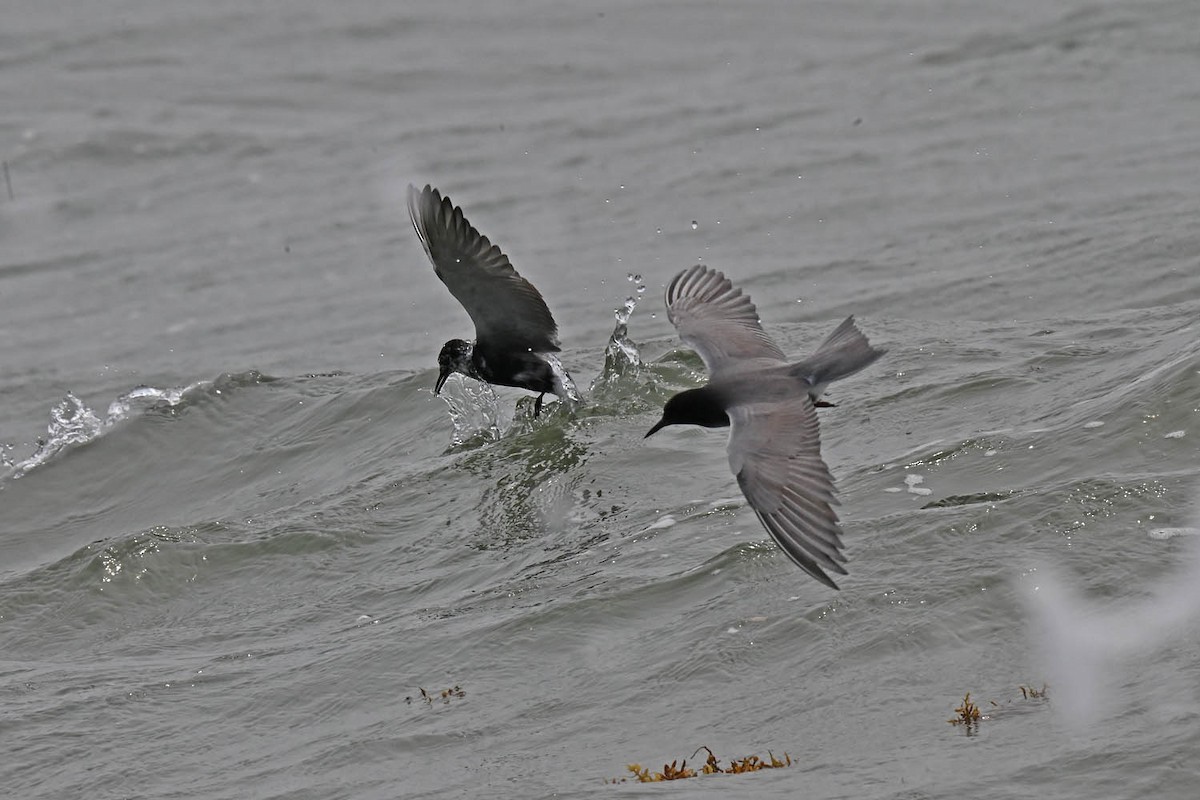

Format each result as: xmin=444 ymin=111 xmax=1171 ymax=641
xmin=435 ymin=338 xmax=475 ymax=394
xmin=645 ymin=387 xmax=729 ymax=438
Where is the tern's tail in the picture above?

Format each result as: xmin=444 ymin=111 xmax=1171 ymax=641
xmin=794 ymin=316 xmax=886 ymax=387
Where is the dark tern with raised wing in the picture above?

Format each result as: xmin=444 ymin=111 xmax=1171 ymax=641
xmin=645 ymin=264 xmax=885 ymax=589
xmin=407 ymin=184 xmax=576 ymax=415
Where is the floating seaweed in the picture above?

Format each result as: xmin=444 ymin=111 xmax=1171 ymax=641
xmin=948 ymin=692 xmax=984 ymax=728
xmin=948 ymin=684 xmax=1050 ymax=731
xmin=723 ymin=751 xmax=793 ymax=774
xmin=404 ymin=685 xmax=465 ymax=706
xmin=611 ymin=746 xmax=793 ymax=783
xmin=624 ymin=760 xmax=696 ymax=782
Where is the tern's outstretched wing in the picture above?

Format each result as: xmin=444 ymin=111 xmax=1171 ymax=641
xmin=727 ymin=397 xmax=847 ymax=589
xmin=407 ymin=184 xmax=559 ymax=353
xmin=664 ymin=264 xmax=786 ymax=376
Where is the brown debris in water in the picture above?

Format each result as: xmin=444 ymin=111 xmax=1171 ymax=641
xmin=610 ymin=746 xmax=793 ymax=783
xmin=404 ymin=685 xmax=465 ymax=706
xmin=948 ymin=692 xmax=984 ymax=727
xmin=948 ymin=684 xmax=1050 ymax=731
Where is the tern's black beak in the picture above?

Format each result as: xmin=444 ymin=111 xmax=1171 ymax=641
xmin=644 ymin=418 xmax=667 ymax=439
xmin=434 ymin=368 xmax=451 ymax=395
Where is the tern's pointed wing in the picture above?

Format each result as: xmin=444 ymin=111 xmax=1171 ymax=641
xmin=407 ymin=184 xmax=560 ymax=353
xmin=665 ymin=264 xmax=787 ymax=376
xmin=727 ymin=398 xmax=847 ymax=589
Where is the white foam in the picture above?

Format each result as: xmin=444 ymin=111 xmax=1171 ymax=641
xmin=903 ymin=473 xmax=931 ymax=496
xmin=1148 ymin=527 xmax=1200 ymax=540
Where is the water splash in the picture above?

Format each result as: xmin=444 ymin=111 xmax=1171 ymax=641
xmin=438 ymin=375 xmax=506 ymax=446
xmin=8 ymin=392 xmax=105 ymax=478
xmin=439 ymin=355 xmax=581 ymax=445
xmin=4 ymin=377 xmax=259 ymax=481
xmin=591 ymin=272 xmax=646 ymax=392
xmin=435 ymin=272 xmax=645 ymax=439
xmin=106 ymin=385 xmax=189 ymax=422
xmin=545 ymin=354 xmax=582 ymax=407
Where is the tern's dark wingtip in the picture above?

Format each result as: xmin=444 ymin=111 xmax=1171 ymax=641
xmin=791 ymin=555 xmax=846 ymax=590
xmin=814 ymin=572 xmax=842 ymax=591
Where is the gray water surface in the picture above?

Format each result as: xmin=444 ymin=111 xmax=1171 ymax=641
xmin=3 ymin=1 xmax=1200 ymax=798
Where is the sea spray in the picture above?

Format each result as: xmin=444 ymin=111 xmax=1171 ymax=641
xmin=591 ymin=272 xmax=646 ymax=395
xmin=438 ymin=374 xmax=507 ymax=446
xmin=3 ymin=376 xmax=260 ymax=482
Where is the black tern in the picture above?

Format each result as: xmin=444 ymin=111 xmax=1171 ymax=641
xmin=645 ymin=264 xmax=885 ymax=589
xmin=406 ymin=184 xmax=575 ymax=415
